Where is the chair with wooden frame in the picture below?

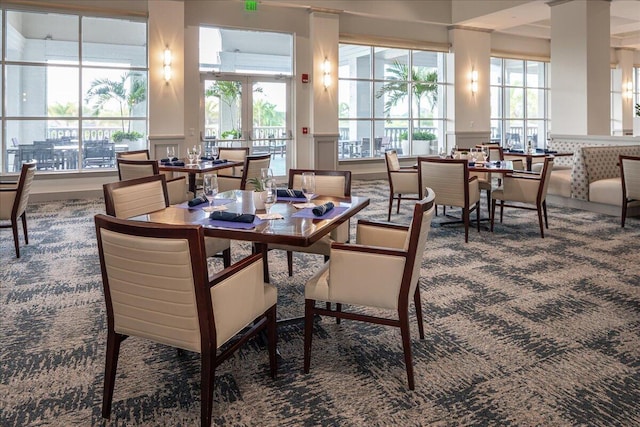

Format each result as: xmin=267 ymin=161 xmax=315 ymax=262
xmin=217 ymin=146 xmax=250 ymax=177
xmin=619 ymin=155 xmax=640 ymax=228
xmin=95 ymin=214 xmax=277 ymax=427
xmin=104 ymin=174 xmax=231 ymax=267
xmin=303 ymin=190 xmax=436 ymax=390
xmin=417 ymin=157 xmax=480 ymax=243
xmin=116 ymin=158 xmax=191 ymax=204
xmin=491 ymin=156 xmax=554 ymax=238
xmin=385 ymin=150 xmax=420 ymax=221
xmin=268 ymin=169 xmax=352 ymax=277
xmin=217 ymin=153 xmax=271 ymax=192
xmin=116 ymin=149 xmax=150 ymax=160
xmin=0 ymin=162 xmax=36 ymax=258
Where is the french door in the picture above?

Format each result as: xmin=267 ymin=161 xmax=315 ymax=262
xmin=201 ymin=74 xmax=292 ymax=177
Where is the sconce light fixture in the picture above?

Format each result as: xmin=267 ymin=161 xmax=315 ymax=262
xmin=322 ymin=57 xmax=331 ymax=90
xmin=623 ymin=81 xmax=633 ymax=99
xmin=163 ymin=47 xmax=172 ymax=83
xmin=471 ymin=69 xmax=478 ymax=94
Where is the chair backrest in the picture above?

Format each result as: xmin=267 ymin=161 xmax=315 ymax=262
xmin=116 ymin=149 xmax=150 ymax=160
xmin=6 ymin=162 xmax=36 ymax=219
xmin=417 ymin=157 xmax=470 ymax=207
xmin=620 ymin=155 xmax=640 ymax=200
xmin=289 ymin=169 xmax=352 ymax=197
xmin=103 ymin=174 xmax=169 ymax=219
xmin=241 ymin=154 xmax=272 ymax=190
xmin=385 ymin=150 xmax=401 ymax=172
xmin=117 ymin=158 xmax=159 ymax=181
xmin=94 ymin=214 xmax=210 ymax=353
xmin=219 ymin=146 xmax=249 ymax=162
xmin=538 ymin=157 xmax=555 ymax=202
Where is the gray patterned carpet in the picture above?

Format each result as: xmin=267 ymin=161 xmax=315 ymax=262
xmin=1 ymin=179 xmax=639 ymax=426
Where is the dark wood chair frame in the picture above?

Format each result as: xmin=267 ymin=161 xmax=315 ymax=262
xmin=385 ymin=149 xmax=420 ymax=221
xmin=0 ymin=162 xmax=36 ymax=258
xmin=490 ymin=156 xmax=554 ymax=238
xmin=303 ymin=194 xmax=435 ymax=390
xmin=620 ymin=154 xmax=640 ymax=228
xmin=95 ymin=215 xmax=277 ymax=427
xmin=116 ymin=149 xmax=150 ymax=159
xmin=116 ymin=158 xmax=159 ymax=181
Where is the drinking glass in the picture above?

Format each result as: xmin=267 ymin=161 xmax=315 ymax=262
xmin=261 ymin=181 xmax=278 ymax=215
xmin=196 ymin=144 xmax=202 ymax=160
xmin=187 ymin=146 xmax=197 ymax=165
xmin=202 ymin=174 xmax=218 ymax=212
xmin=166 ymin=146 xmax=175 ymax=159
xmin=261 ymin=167 xmax=274 ymax=188
xmin=438 ymin=147 xmax=447 ymax=159
xmin=450 ymin=145 xmax=458 ymax=159
xmin=301 ymin=172 xmax=316 ymax=205
xmin=211 ymin=145 xmax=219 ymax=160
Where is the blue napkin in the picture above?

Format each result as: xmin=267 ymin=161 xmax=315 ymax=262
xmin=312 ymin=202 xmax=334 ymax=217
xmin=188 ymin=195 xmax=208 ymax=207
xmin=212 ymin=159 xmax=227 ymax=164
xmin=209 ymin=211 xmax=255 ymax=223
xmin=161 ymin=157 xmax=179 ymax=163
xmin=277 ymin=188 xmax=305 ymax=198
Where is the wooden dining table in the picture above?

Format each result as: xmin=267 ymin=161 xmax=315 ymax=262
xmin=129 ymin=189 xmax=371 ymax=282
xmin=503 ymin=150 xmax=573 ymax=171
xmin=158 ymin=159 xmax=243 ymax=194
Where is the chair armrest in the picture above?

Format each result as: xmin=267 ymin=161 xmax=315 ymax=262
xmin=209 ymin=253 xmax=263 ymax=286
xmin=468 ymin=175 xmax=478 ymax=183
xmin=218 ymin=175 xmax=242 ymax=192
xmin=505 ymin=173 xmax=541 ymax=181
xmin=0 ymin=187 xmax=18 ymax=192
xmin=356 ymin=220 xmax=409 ymax=249
xmin=397 ymin=167 xmax=418 ymax=172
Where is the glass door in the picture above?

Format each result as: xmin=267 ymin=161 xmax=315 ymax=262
xmin=202 ymin=75 xmax=292 ymax=177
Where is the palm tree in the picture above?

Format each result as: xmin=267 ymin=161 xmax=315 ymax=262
xmin=375 ymin=60 xmax=438 ymax=118
xmin=85 ymin=71 xmax=146 ymax=135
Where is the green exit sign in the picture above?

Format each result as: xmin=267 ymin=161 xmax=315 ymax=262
xmin=245 ymin=1 xmax=257 ymax=11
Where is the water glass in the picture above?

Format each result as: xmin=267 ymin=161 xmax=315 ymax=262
xmin=301 ymin=172 xmax=316 ymax=204
xmin=166 ymin=146 xmax=175 ymax=159
xmin=261 ymin=168 xmax=274 ymax=188
xmin=202 ymin=174 xmax=218 ymax=212
xmin=261 ymin=182 xmax=278 ymax=215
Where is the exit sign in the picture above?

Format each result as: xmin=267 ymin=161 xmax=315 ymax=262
xmin=245 ymin=1 xmax=257 ymax=11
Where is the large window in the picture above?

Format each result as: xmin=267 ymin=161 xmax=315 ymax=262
xmin=338 ymin=44 xmax=449 ymax=159
xmin=1 ymin=8 xmax=147 ymax=173
xmin=490 ymin=58 xmax=550 ymax=150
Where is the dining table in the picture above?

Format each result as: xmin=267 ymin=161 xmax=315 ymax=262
xmin=502 ymin=150 xmax=573 ymax=171
xmin=158 ymin=159 xmax=243 ymax=194
xmin=128 ymin=189 xmax=371 ymax=283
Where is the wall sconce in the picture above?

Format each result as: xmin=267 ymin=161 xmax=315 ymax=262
xmin=623 ymin=81 xmax=633 ymax=99
xmin=322 ymin=57 xmax=331 ymax=90
xmin=163 ymin=47 xmax=172 ymax=83
xmin=471 ymin=69 xmax=478 ymax=94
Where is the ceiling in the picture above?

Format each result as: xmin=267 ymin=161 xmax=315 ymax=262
xmin=456 ymin=0 xmax=640 ymax=50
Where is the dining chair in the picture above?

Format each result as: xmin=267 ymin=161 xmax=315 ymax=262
xmin=303 ymin=189 xmax=436 ymax=390
xmin=491 ymin=156 xmax=554 ymax=238
xmin=104 ymin=174 xmax=231 ymax=267
xmin=620 ymin=155 xmax=640 ymax=228
xmin=94 ymin=214 xmax=277 ymax=427
xmin=0 ymin=162 xmax=36 ymax=258
xmin=269 ymin=169 xmax=352 ymax=277
xmin=417 ymin=157 xmax=480 ymax=243
xmin=385 ymin=150 xmax=420 ymax=221
xmin=116 ymin=149 xmax=150 ymax=160
xmin=217 ymin=146 xmax=250 ymax=177
xmin=218 ymin=153 xmax=271 ymax=192
xmin=116 ymin=158 xmax=192 ymax=204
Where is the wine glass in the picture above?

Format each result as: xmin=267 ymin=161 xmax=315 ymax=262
xmin=186 ymin=146 xmax=197 ymax=165
xmin=481 ymin=147 xmax=489 ymax=163
xmin=450 ymin=145 xmax=458 ymax=159
xmin=301 ymin=172 xmax=316 ymax=205
xmin=438 ymin=147 xmax=447 ymax=159
xmin=195 ymin=144 xmax=202 ymax=161
xmin=210 ymin=145 xmax=219 ymax=160
xmin=202 ymin=174 xmax=218 ymax=212
xmin=261 ymin=181 xmax=278 ymax=215
xmin=166 ymin=146 xmax=175 ymax=159
xmin=261 ymin=167 xmax=274 ymax=188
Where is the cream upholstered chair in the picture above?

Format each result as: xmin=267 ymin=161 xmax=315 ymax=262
xmin=417 ymin=157 xmax=480 ymax=243
xmin=303 ymin=190 xmax=436 ymax=390
xmin=95 ymin=214 xmax=277 ymax=427
xmin=104 ymin=174 xmax=231 ymax=267
xmin=217 ymin=146 xmax=249 ymax=177
xmin=0 ymin=162 xmax=36 ymax=258
xmin=116 ymin=149 xmax=150 ymax=160
xmin=116 ymin=158 xmax=192 ymax=205
xmin=218 ymin=153 xmax=271 ymax=192
xmin=620 ymin=155 xmax=640 ymax=227
xmin=491 ymin=156 xmax=554 ymax=238
xmin=385 ymin=150 xmax=420 ymax=221
xmin=269 ymin=169 xmax=352 ymax=277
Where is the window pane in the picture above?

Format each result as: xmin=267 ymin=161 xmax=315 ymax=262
xmin=338 ymin=120 xmax=371 ymax=159
xmin=526 ymin=88 xmax=545 ymax=118
xmin=490 ymin=86 xmax=502 ymax=117
xmin=506 ymin=87 xmax=524 ymax=118
xmin=526 ymin=120 xmax=545 ymax=149
xmin=6 ymin=11 xmax=79 ymax=64
xmin=490 ymin=120 xmax=502 ymax=143
xmin=84 ymin=119 xmax=146 ymax=152
xmin=412 ymin=50 xmax=443 ymax=81
xmin=340 ymin=80 xmax=371 ymax=119
xmin=505 ymin=59 xmax=524 ymax=86
xmin=526 ymin=61 xmax=544 ymax=88
xmin=339 ymin=44 xmax=371 ymax=79
xmin=374 ymin=47 xmax=409 ymax=80
xmin=505 ymin=119 xmax=524 ymax=149
xmin=83 ymin=69 xmax=147 ymax=118
xmin=82 ymin=17 xmax=146 ymax=67
xmin=411 ymin=120 xmax=440 ymax=155
xmin=374 ymin=81 xmax=406 ymax=119
xmin=490 ymin=57 xmax=502 ymax=85
xmin=413 ymin=83 xmax=442 ymax=119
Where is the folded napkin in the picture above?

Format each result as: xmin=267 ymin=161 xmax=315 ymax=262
xmin=212 ymin=159 xmax=227 ymax=164
xmin=188 ymin=195 xmax=208 ymax=207
xmin=277 ymin=188 xmax=305 ymax=198
xmin=160 ymin=157 xmax=179 ymax=163
xmin=209 ymin=211 xmax=255 ymax=223
xmin=200 ymin=156 xmax=216 ymax=161
xmin=508 ymin=149 xmax=524 ymax=154
xmin=312 ymin=202 xmax=334 ymax=217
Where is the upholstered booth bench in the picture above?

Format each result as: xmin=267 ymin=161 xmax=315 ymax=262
xmin=582 ymin=146 xmax=640 ymax=205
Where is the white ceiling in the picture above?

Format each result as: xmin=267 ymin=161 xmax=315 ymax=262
xmin=456 ymin=0 xmax=640 ymax=50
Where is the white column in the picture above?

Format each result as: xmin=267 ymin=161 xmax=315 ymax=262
xmin=550 ymin=0 xmax=611 ymax=135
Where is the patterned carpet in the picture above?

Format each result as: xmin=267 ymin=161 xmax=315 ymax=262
xmin=1 ymin=179 xmax=639 ymax=426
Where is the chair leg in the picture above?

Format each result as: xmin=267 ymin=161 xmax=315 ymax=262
xmin=222 ymin=248 xmax=231 ymax=268
xmin=102 ymin=331 xmax=125 ymax=419
xmin=543 ymin=200 xmax=548 ymax=229
xmin=463 ymin=208 xmax=470 ymax=243
xmin=11 ymin=218 xmax=20 ymax=258
xmin=396 ymin=195 xmax=402 ymax=214
xmin=476 ymin=202 xmax=481 ymax=232
xmin=336 ymin=303 xmax=342 ymax=324
xmin=399 ymin=311 xmax=415 ymax=390
xmin=485 ymin=190 xmax=491 ymax=216
xmin=414 ymin=287 xmax=424 ymax=340
xmin=200 ymin=350 xmax=216 ymax=427
xmin=499 ymin=201 xmax=504 ymax=223
xmin=490 ymin=199 xmax=496 ymax=232
xmin=622 ymin=199 xmax=627 ymax=228
xmin=266 ymin=306 xmax=278 ymax=379
xmin=21 ymin=212 xmax=29 ymax=245
xmin=286 ymin=251 xmax=293 ymax=276
xmin=387 ymin=193 xmax=394 ymax=221
xmin=303 ymin=299 xmax=315 ymax=374
xmin=537 ymin=203 xmax=545 ymax=238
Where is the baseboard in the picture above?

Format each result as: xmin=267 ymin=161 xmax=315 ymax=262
xmin=31 ymin=189 xmax=104 ymax=202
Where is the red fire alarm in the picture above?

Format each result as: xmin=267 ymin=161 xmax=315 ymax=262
xmin=302 ymin=127 xmax=308 ymax=134
xmin=301 ymin=73 xmax=309 ymax=83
